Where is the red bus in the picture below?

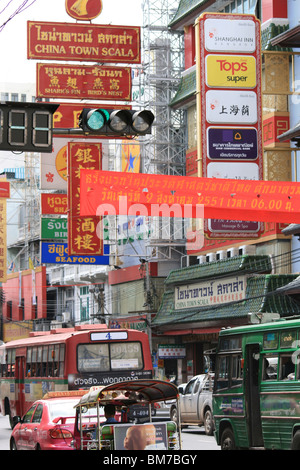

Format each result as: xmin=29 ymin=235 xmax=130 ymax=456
xmin=0 ymin=324 xmax=152 ymax=427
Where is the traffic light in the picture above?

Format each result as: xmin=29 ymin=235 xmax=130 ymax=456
xmin=78 ymin=108 xmax=155 ymax=136
xmin=0 ymin=102 xmax=59 ymax=153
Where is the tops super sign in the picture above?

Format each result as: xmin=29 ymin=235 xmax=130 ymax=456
xmin=65 ymin=0 xmax=103 ymax=21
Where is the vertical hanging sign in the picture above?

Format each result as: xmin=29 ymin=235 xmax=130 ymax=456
xmin=68 ymin=142 xmax=103 ymax=256
xmin=195 ymin=13 xmax=264 ymax=239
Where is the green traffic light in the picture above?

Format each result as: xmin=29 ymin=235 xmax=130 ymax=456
xmin=86 ymin=109 xmax=110 ymax=131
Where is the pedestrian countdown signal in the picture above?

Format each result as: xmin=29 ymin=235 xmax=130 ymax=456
xmin=0 ymin=102 xmax=59 ymax=153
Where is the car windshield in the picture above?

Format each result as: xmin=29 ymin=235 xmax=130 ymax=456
xmin=48 ymin=400 xmax=79 ymax=421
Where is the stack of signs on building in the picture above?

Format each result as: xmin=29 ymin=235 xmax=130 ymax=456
xmin=29 ymin=4 xmax=141 ymax=264
xmin=196 ymin=13 xmax=264 ymax=239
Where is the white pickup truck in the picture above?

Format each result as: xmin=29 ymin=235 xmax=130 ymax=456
xmin=174 ymin=373 xmax=215 ymax=435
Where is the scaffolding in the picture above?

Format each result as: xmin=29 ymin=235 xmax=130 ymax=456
xmin=139 ymin=0 xmax=187 ymax=263
xmin=141 ymin=0 xmax=186 ymax=177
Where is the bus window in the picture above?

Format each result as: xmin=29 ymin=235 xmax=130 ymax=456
xmin=262 ymin=354 xmax=278 ymax=380
xmin=42 ymin=346 xmax=48 ymax=376
xmin=279 ymin=354 xmax=295 ymax=380
xmin=215 ymin=355 xmax=230 ymax=390
xmin=78 ymin=344 xmax=110 ymax=372
xmin=59 ymin=344 xmax=65 ymax=377
xmin=110 ymin=342 xmax=143 ymax=370
xmin=232 ymin=355 xmax=243 ymax=387
xmin=27 ymin=348 xmax=32 ymax=376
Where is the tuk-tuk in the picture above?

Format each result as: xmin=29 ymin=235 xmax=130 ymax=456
xmin=73 ymin=379 xmax=181 ymax=450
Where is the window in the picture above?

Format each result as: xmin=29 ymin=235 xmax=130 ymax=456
xmin=262 ymin=354 xmax=278 ymax=381
xmin=185 ymin=378 xmax=197 ymax=395
xmin=26 ymin=344 xmax=65 ymax=378
xmin=23 ymin=405 xmax=36 ymax=423
xmin=279 ymin=354 xmax=295 ymax=380
xmin=77 ymin=342 xmax=143 ymax=373
xmin=215 ymin=355 xmax=230 ymax=390
xmin=32 ymin=404 xmax=43 ymax=423
xmin=232 ymin=354 xmax=243 ymax=387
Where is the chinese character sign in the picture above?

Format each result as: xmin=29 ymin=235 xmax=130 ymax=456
xmin=36 ymin=63 xmax=132 ymax=101
xmin=68 ymin=142 xmax=103 ymax=256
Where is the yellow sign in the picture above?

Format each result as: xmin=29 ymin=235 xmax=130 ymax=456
xmin=121 ymin=140 xmax=141 ymax=173
xmin=206 ymin=55 xmax=256 ymax=88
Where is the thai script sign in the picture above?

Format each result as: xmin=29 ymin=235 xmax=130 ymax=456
xmin=27 ymin=21 xmax=141 ymax=64
xmin=41 ymin=242 xmax=109 ymax=265
xmin=207 ymin=127 xmax=258 ymax=160
xmin=175 ymin=276 xmax=246 ymax=310
xmin=36 ymin=63 xmax=132 ymax=101
xmin=41 ymin=218 xmax=67 ymax=240
xmin=41 ymin=193 xmax=67 ymax=215
xmin=79 ymin=170 xmax=300 ymax=225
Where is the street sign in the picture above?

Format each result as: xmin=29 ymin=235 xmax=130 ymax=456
xmin=41 ymin=242 xmax=109 ymax=265
xmin=36 ymin=63 xmax=132 ymax=101
xmin=28 ymin=21 xmax=141 ymax=64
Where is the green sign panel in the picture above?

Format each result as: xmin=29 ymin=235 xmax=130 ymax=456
xmin=41 ymin=218 xmax=67 ymax=240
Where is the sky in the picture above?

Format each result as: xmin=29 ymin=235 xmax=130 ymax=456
xmin=0 ymin=0 xmax=143 ymax=84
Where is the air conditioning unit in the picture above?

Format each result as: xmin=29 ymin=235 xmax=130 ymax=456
xmin=216 ymin=250 xmax=226 ymax=260
xmin=206 ymin=252 xmax=216 ymax=262
xmin=62 ymin=311 xmax=71 ymax=322
xmin=227 ymin=247 xmax=239 ymax=258
xmin=239 ymin=245 xmax=256 ymax=256
xmin=198 ymin=255 xmax=206 ymax=264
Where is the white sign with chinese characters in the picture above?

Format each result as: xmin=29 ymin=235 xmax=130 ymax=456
xmin=206 ymin=90 xmax=258 ymax=124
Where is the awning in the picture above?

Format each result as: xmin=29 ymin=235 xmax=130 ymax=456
xmin=163 ymin=327 xmax=220 ymax=336
xmin=282 ymin=224 xmax=300 ymax=236
xmin=276 ymin=276 xmax=300 ymax=295
xmin=271 ymin=24 xmax=300 ymax=48
xmin=277 ymin=120 xmax=300 ymax=142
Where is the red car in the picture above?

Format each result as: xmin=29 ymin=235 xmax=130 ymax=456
xmin=10 ymin=392 xmax=85 ymax=450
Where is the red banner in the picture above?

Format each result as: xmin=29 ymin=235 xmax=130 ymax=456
xmin=68 ymin=142 xmax=103 ymax=256
xmin=41 ymin=193 xmax=67 ymax=215
xmin=79 ymin=170 xmax=300 ymax=224
xmin=36 ymin=63 xmax=132 ymax=101
xmin=28 ymin=21 xmax=141 ymax=64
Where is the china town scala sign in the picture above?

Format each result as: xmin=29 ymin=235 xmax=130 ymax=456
xmin=27 ymin=21 xmax=141 ymax=64
xmin=65 ymin=0 xmax=103 ymax=21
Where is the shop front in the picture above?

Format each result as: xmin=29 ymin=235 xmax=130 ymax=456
xmin=152 ymin=255 xmax=300 ymax=383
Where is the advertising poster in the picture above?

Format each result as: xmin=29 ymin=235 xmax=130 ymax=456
xmin=114 ymin=423 xmax=168 ymax=451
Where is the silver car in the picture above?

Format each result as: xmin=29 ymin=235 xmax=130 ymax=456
xmin=178 ymin=373 xmax=214 ymax=435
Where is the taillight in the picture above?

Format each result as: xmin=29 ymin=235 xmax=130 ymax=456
xmin=50 ymin=428 xmax=73 ymax=439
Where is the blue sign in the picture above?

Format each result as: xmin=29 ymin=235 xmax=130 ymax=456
xmin=41 ymin=242 xmax=110 ymax=265
xmin=208 ymin=127 xmax=257 ymax=160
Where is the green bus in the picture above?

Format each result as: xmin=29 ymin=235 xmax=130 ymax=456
xmin=213 ymin=315 xmax=300 ymax=450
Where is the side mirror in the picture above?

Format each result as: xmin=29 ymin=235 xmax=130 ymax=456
xmin=12 ymin=416 xmax=21 ymax=427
